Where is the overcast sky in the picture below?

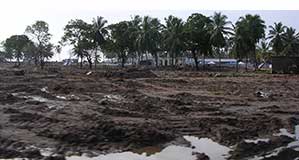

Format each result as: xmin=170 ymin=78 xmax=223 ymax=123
xmin=1 ymin=0 xmax=299 ymax=60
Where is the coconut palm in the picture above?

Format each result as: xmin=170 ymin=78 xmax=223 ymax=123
xmin=93 ymin=16 xmax=108 ymax=68
xmin=268 ymin=22 xmax=286 ymax=56
xmin=281 ymin=27 xmax=299 ymax=56
xmin=257 ymin=40 xmax=271 ymax=63
xmin=235 ymin=14 xmax=266 ymax=70
xmin=163 ymin=15 xmax=185 ymax=66
xmin=128 ymin=15 xmax=142 ymax=63
xmin=136 ymin=16 xmax=162 ymax=66
xmin=210 ymin=12 xmax=233 ymax=71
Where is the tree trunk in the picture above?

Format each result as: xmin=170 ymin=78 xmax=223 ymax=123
xmin=137 ymin=52 xmax=141 ymax=65
xmin=203 ymin=51 xmax=206 ymax=71
xmin=192 ymin=50 xmax=199 ymax=71
xmin=145 ymin=51 xmax=148 ymax=60
xmin=218 ymin=48 xmax=221 ymax=71
xmin=121 ymin=53 xmax=125 ymax=68
xmin=94 ymin=45 xmax=98 ymax=69
xmin=16 ymin=57 xmax=20 ymax=67
xmin=87 ymin=57 xmax=92 ymax=69
xmin=80 ymin=55 xmax=83 ymax=69
xmin=154 ymin=52 xmax=159 ymax=68
xmin=236 ymin=59 xmax=239 ymax=72
xmin=40 ymin=58 xmax=45 ymax=70
xmin=253 ymin=46 xmax=257 ymax=71
xmin=245 ymin=54 xmax=248 ymax=72
xmin=171 ymin=52 xmax=175 ymax=66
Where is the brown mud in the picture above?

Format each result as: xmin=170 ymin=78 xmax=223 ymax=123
xmin=0 ymin=65 xmax=298 ymax=159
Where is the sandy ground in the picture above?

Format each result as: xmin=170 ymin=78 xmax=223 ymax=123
xmin=0 ymin=65 xmax=298 ymax=159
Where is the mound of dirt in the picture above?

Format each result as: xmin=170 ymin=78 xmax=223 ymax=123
xmin=105 ymin=69 xmax=158 ymax=79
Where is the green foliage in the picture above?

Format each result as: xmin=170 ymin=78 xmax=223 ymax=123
xmin=234 ymin=14 xmax=266 ymax=68
xmin=162 ymin=15 xmax=185 ymax=65
xmin=61 ymin=19 xmax=96 ymax=68
xmin=281 ymin=27 xmax=299 ymax=56
xmin=268 ymin=22 xmax=286 ymax=56
xmin=257 ymin=40 xmax=271 ymax=62
xmin=3 ymin=35 xmax=31 ymax=66
xmin=26 ymin=20 xmax=53 ymax=68
xmin=184 ymin=13 xmax=212 ymax=70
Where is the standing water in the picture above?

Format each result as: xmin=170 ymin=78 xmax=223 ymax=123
xmin=66 ymin=136 xmax=230 ymax=160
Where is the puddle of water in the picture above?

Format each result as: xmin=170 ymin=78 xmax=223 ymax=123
xmin=244 ymin=138 xmax=270 ymax=144
xmin=273 ymin=128 xmax=295 ymax=138
xmin=65 ymin=136 xmax=230 ymax=160
xmin=184 ymin=136 xmax=231 ymax=160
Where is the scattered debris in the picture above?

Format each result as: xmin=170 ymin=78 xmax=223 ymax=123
xmin=86 ymin=71 xmax=93 ymax=76
xmin=41 ymin=87 xmax=50 ymax=93
xmin=255 ymin=91 xmax=272 ymax=98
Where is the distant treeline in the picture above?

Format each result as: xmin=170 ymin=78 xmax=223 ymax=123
xmin=1 ymin=12 xmax=298 ymax=70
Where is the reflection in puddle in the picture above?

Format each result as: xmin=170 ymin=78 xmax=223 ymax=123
xmin=66 ymin=136 xmax=231 ymax=160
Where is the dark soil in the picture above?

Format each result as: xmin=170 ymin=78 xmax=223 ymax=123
xmin=0 ymin=65 xmax=298 ymax=159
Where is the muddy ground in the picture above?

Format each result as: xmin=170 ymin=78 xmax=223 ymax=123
xmin=0 ymin=65 xmax=298 ymax=159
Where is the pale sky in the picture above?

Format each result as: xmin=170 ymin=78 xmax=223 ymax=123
xmin=1 ymin=0 xmax=299 ymax=60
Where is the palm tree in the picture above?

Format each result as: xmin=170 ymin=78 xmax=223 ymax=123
xmin=257 ymin=40 xmax=271 ymax=64
xmin=281 ymin=27 xmax=299 ymax=56
xmin=210 ymin=12 xmax=233 ymax=71
xmin=136 ymin=16 xmax=162 ymax=66
xmin=129 ymin=15 xmax=142 ymax=64
xmin=268 ymin=22 xmax=286 ymax=56
xmin=163 ymin=15 xmax=185 ymax=66
xmin=235 ymin=14 xmax=266 ymax=71
xmin=93 ymin=16 xmax=108 ymax=69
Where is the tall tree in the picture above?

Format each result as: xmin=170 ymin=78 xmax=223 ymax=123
xmin=163 ymin=15 xmax=185 ymax=66
xmin=3 ymin=35 xmax=31 ymax=66
xmin=108 ymin=21 xmax=131 ymax=67
xmin=136 ymin=16 xmax=162 ymax=66
xmin=23 ymin=40 xmax=38 ymax=64
xmin=268 ymin=22 xmax=286 ymax=56
xmin=184 ymin=13 xmax=212 ymax=70
xmin=281 ymin=27 xmax=299 ymax=56
xmin=93 ymin=16 xmax=108 ymax=69
xmin=257 ymin=40 xmax=271 ymax=63
xmin=210 ymin=12 xmax=233 ymax=71
xmin=61 ymin=19 xmax=94 ymax=68
xmin=25 ymin=20 xmax=53 ymax=69
xmin=235 ymin=14 xmax=266 ymax=70
xmin=129 ymin=15 xmax=142 ymax=64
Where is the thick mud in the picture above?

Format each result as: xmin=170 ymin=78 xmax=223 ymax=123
xmin=0 ymin=66 xmax=299 ymax=159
